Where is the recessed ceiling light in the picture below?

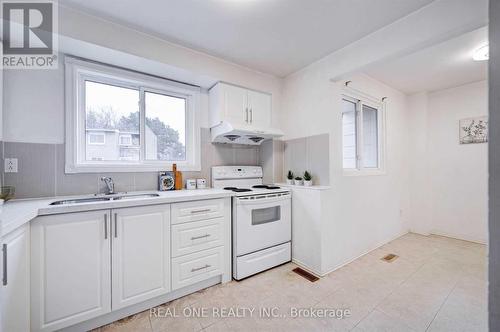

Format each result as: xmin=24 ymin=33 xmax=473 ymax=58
xmin=473 ymin=45 xmax=489 ymax=61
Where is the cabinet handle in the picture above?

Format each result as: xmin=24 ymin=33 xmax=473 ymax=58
xmin=250 ymin=108 xmax=253 ymax=123
xmin=104 ymin=214 xmax=108 ymax=240
xmin=191 ymin=234 xmax=210 ymax=240
xmin=2 ymin=244 xmax=7 ymax=286
xmin=191 ymin=264 xmax=211 ymax=272
xmin=245 ymin=107 xmax=249 ymax=123
xmin=190 ymin=209 xmax=210 ymax=214
xmin=114 ymin=213 xmax=118 ymax=238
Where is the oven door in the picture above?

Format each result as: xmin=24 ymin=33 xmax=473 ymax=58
xmin=234 ymin=192 xmax=291 ymax=256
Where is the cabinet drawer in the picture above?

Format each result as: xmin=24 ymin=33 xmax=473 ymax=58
xmin=172 ymin=218 xmax=224 ymax=257
xmin=171 ymin=199 xmax=224 ymax=224
xmin=171 ymin=247 xmax=224 ymax=290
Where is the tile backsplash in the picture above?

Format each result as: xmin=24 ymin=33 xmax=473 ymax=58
xmin=1 ymin=128 xmax=262 ymax=199
xmin=0 ymin=130 xmax=330 ymax=199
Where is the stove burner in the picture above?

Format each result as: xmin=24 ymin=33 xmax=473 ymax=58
xmin=224 ymin=135 xmax=241 ymax=142
xmin=252 ymin=185 xmax=281 ymax=190
xmin=248 ymin=136 xmax=265 ymax=143
xmin=223 ymin=187 xmax=253 ymax=193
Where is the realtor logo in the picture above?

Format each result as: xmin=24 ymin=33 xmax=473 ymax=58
xmin=1 ymin=0 xmax=58 ymax=69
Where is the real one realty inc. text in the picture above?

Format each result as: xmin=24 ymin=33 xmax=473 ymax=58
xmin=150 ymin=306 xmax=352 ymax=319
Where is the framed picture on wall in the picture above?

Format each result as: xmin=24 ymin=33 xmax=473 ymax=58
xmin=459 ymin=116 xmax=488 ymax=144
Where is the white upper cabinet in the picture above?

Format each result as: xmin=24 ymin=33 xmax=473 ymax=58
xmin=209 ymin=82 xmax=272 ymax=128
xmin=31 ymin=211 xmax=112 ymax=332
xmin=111 ymin=205 xmax=171 ymax=310
xmin=1 ymin=224 xmax=30 ymax=332
xmin=220 ymin=83 xmax=249 ymax=126
xmin=247 ymin=89 xmax=272 ymax=128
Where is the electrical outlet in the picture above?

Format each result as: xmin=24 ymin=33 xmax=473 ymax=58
xmin=4 ymin=158 xmax=18 ymax=173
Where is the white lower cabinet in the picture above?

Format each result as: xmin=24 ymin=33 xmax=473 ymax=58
xmin=28 ymin=198 xmax=230 ymax=331
xmin=31 ymin=210 xmax=112 ymax=332
xmin=1 ymin=224 xmax=30 ymax=332
xmin=112 ymin=205 xmax=171 ymax=310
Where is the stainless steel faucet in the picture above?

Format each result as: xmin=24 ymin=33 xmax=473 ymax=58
xmin=100 ymin=177 xmax=115 ymax=195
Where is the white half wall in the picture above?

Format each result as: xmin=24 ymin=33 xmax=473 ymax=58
xmin=282 ymin=69 xmax=411 ymax=272
xmin=409 ymin=80 xmax=488 ymax=243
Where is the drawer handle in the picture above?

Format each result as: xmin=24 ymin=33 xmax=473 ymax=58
xmin=104 ymin=214 xmax=108 ymax=240
xmin=191 ymin=264 xmax=211 ymax=272
xmin=191 ymin=234 xmax=210 ymax=240
xmin=2 ymin=244 xmax=7 ymax=286
xmin=190 ymin=209 xmax=211 ymax=214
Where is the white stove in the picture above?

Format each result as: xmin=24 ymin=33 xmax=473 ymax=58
xmin=212 ymin=166 xmax=291 ymax=280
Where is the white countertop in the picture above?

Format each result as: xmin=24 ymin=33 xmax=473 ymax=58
xmin=277 ymin=183 xmax=332 ymax=190
xmin=0 ymin=189 xmax=233 ymax=236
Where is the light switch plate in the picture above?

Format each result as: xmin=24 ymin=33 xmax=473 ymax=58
xmin=5 ymin=158 xmax=18 ymax=173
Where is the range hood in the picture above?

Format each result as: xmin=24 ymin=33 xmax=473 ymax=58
xmin=210 ymin=122 xmax=284 ymax=145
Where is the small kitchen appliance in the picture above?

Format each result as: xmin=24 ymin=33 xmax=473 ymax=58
xmin=212 ymin=166 xmax=291 ymax=280
xmin=196 ymin=178 xmax=207 ymax=189
xmin=158 ymin=172 xmax=175 ymax=191
xmin=186 ymin=179 xmax=197 ymax=190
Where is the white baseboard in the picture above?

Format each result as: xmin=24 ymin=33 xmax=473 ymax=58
xmin=409 ymin=228 xmax=430 ymax=236
xmin=427 ymin=229 xmax=487 ymax=245
xmin=410 ymin=228 xmax=486 ymax=245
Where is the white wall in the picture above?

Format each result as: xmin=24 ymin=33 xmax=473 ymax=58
xmin=409 ymin=81 xmax=488 ymax=243
xmin=408 ymin=92 xmax=432 ymax=235
xmin=2 ymin=6 xmax=283 ymax=144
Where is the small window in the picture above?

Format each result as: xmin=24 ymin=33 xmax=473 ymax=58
xmin=87 ymin=132 xmax=105 ymax=145
xmin=119 ymin=134 xmax=133 ymax=146
xmin=65 ymin=57 xmax=201 ymax=173
xmin=342 ymin=95 xmax=384 ymax=174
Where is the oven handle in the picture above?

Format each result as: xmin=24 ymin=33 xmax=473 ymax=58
xmin=236 ymin=193 xmax=290 ymax=205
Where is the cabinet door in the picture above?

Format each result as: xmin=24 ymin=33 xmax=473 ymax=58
xmin=112 ymin=204 xmax=171 ymax=310
xmin=222 ymin=83 xmax=249 ymax=126
xmin=31 ymin=211 xmax=111 ymax=332
xmin=248 ymin=90 xmax=272 ymax=128
xmin=0 ymin=224 xmax=30 ymax=332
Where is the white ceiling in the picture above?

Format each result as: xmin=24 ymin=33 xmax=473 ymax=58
xmin=365 ymin=27 xmax=488 ymax=94
xmin=59 ymin=0 xmax=434 ymax=77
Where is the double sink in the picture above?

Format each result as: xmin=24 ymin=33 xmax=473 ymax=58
xmin=50 ymin=193 xmax=160 ymax=206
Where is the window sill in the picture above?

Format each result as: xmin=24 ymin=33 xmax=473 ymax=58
xmin=342 ymin=169 xmax=386 ymax=177
xmin=65 ymin=163 xmax=201 ymax=174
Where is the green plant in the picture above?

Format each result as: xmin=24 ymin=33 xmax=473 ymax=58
xmin=295 ymin=176 xmax=303 ymax=181
xmin=304 ymin=171 xmax=312 ymax=181
xmin=287 ymin=170 xmax=294 ymax=180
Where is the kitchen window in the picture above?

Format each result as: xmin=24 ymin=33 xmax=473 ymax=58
xmin=342 ymin=94 xmax=385 ymax=175
xmin=65 ymin=57 xmax=200 ymax=173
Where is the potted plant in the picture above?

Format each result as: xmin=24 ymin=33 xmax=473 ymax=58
xmin=286 ymin=171 xmax=294 ymax=185
xmin=304 ymin=171 xmax=313 ymax=186
xmin=294 ymin=176 xmax=303 ymax=186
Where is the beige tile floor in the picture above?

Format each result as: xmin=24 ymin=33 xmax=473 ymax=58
xmin=93 ymin=233 xmax=487 ymax=332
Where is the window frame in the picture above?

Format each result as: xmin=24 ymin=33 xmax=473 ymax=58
xmin=65 ymin=56 xmax=201 ymax=173
xmin=341 ymin=90 xmax=386 ymax=176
